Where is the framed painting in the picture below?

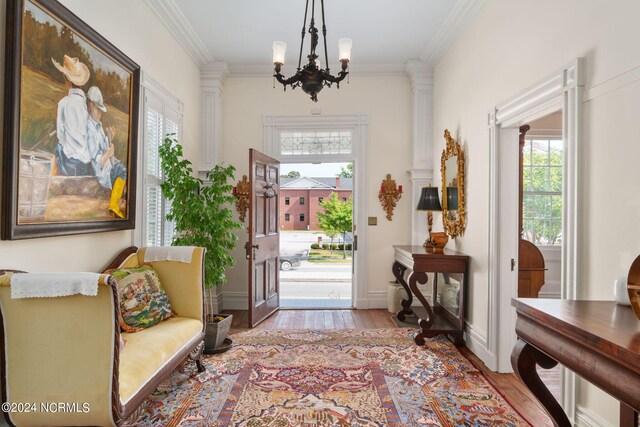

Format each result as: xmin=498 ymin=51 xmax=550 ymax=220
xmin=2 ymin=0 xmax=140 ymax=240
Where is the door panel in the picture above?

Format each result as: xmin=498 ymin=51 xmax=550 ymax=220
xmin=248 ymin=149 xmax=280 ymax=327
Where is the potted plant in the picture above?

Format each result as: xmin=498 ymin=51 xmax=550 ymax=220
xmin=159 ymin=134 xmax=242 ymax=353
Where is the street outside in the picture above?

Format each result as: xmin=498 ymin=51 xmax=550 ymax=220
xmin=280 ymin=231 xmax=352 ymax=308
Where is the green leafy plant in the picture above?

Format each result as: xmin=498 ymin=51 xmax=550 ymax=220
xmin=158 ymin=134 xmax=242 ymax=289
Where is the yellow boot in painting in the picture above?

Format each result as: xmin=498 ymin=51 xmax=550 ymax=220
xmin=109 ymin=177 xmax=126 ymax=219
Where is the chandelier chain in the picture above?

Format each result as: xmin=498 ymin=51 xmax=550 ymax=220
xmin=272 ymin=0 xmax=351 ymax=101
xmin=320 ymin=0 xmax=329 ymax=71
xmin=298 ymin=0 xmax=310 ymax=70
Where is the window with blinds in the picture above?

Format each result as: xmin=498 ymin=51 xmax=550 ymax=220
xmin=522 ymin=137 xmax=563 ymax=246
xmin=143 ymin=91 xmax=181 ymax=247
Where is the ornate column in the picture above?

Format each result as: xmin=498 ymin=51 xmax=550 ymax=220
xmin=405 ymin=60 xmax=434 ymax=245
xmin=200 ymin=61 xmax=229 ymax=174
xmin=200 ymin=61 xmax=228 ymax=312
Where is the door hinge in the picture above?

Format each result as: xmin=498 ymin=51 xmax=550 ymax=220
xmin=511 ymin=258 xmax=516 ymax=271
xmin=353 ymin=235 xmax=358 ymax=251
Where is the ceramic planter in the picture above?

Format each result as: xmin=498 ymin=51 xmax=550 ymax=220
xmin=204 ymin=313 xmax=232 ymax=352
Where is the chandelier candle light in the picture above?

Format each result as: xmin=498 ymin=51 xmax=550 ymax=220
xmin=272 ymin=0 xmax=352 ymax=102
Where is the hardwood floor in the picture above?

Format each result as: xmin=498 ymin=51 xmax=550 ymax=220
xmin=223 ymin=308 xmax=553 ymax=427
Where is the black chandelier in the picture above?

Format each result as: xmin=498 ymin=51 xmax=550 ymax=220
xmin=272 ymin=0 xmax=352 ymax=102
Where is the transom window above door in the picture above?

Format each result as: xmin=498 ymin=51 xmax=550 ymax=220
xmin=280 ymin=130 xmax=352 ymax=156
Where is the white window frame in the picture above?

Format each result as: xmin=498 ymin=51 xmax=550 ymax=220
xmin=134 ymin=71 xmax=184 ymax=247
xmin=522 ymin=136 xmax=563 ymax=246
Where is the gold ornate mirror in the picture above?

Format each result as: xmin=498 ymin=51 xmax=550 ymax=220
xmin=441 ymin=129 xmax=465 ymax=238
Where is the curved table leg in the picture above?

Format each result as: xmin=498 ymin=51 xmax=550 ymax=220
xmin=392 ymin=261 xmax=413 ymax=321
xmin=408 ymin=271 xmax=434 ymax=346
xmin=511 ymin=339 xmax=570 ymax=427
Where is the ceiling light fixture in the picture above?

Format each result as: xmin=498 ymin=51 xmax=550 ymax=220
xmin=272 ymin=0 xmax=352 ymax=102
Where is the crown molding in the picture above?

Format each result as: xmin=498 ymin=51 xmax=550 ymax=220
xmin=228 ymin=64 xmax=273 ymax=77
xmin=420 ymin=0 xmax=486 ymax=66
xmin=202 ymin=61 xmax=230 ymax=89
xmin=350 ymin=63 xmax=407 ymax=76
xmin=144 ymin=0 xmax=213 ymax=66
xmin=228 ymin=63 xmax=407 ymax=78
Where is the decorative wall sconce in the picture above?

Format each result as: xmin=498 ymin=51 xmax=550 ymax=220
xmin=233 ymin=175 xmax=250 ymax=223
xmin=378 ymin=174 xmax=403 ymax=221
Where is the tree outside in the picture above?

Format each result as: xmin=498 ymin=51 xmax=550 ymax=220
xmin=522 ymin=139 xmax=562 ymax=246
xmin=282 ymin=171 xmax=301 ymax=178
xmin=316 ymin=193 xmax=353 ymax=259
xmin=337 ymin=164 xmax=353 ymax=178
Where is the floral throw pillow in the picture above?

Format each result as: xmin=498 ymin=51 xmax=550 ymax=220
xmin=107 ymin=265 xmax=173 ymax=332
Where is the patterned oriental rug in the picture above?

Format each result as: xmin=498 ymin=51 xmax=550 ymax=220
xmin=141 ymin=329 xmax=530 ymax=426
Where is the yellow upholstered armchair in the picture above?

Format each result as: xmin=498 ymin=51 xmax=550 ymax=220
xmin=0 ymin=246 xmax=206 ymax=427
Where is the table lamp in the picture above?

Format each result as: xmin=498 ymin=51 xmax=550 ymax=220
xmin=416 ymin=186 xmax=442 ymax=247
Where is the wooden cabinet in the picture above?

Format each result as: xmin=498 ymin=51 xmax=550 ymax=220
xmin=393 ymin=245 xmax=469 ymax=346
xmin=518 ymin=240 xmax=546 ymax=297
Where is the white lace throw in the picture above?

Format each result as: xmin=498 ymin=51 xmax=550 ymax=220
xmin=11 ymin=272 xmax=102 ymax=299
xmin=143 ymin=246 xmax=196 ymax=263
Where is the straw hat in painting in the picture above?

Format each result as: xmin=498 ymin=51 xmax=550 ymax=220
xmin=51 ymin=55 xmax=90 ymax=86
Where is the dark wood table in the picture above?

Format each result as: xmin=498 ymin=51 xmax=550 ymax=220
xmin=393 ymin=245 xmax=469 ymax=346
xmin=511 ymin=299 xmax=640 ymax=427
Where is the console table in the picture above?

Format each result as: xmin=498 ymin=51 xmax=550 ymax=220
xmin=511 ymin=299 xmax=640 ymax=427
xmin=392 ymin=245 xmax=469 ymax=346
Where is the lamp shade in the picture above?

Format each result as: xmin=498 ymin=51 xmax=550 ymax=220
xmin=338 ymin=38 xmax=352 ymax=61
xmin=272 ymin=41 xmax=287 ymax=64
xmin=447 ymin=187 xmax=458 ymax=210
xmin=417 ymin=186 xmax=442 ymax=211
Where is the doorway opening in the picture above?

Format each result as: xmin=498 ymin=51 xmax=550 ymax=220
xmin=523 ymin=111 xmax=563 ymax=402
xmin=489 ymin=58 xmax=583 ymax=421
xmin=279 ymin=162 xmax=353 ymax=308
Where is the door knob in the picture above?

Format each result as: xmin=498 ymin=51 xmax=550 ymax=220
xmin=246 ymin=243 xmax=259 ymax=260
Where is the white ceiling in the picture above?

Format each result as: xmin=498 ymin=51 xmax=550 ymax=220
xmin=146 ymin=0 xmax=486 ymax=72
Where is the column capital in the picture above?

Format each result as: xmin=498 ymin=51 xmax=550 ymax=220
xmin=200 ymin=61 xmax=228 ymax=172
xmin=405 ymin=59 xmax=433 ymax=90
xmin=201 ymin=61 xmax=230 ymax=91
xmin=407 ymin=168 xmax=435 ymax=182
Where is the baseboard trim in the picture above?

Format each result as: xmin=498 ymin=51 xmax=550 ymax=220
xmin=222 ymin=292 xmax=248 ymax=310
xmin=366 ymin=291 xmax=387 ymax=310
xmin=538 ymin=289 xmax=561 ymax=299
xmin=575 ymin=405 xmax=614 ymax=427
xmin=464 ymin=322 xmax=498 ymax=371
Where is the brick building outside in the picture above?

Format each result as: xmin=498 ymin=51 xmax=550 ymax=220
xmin=279 ymin=177 xmax=352 ymax=231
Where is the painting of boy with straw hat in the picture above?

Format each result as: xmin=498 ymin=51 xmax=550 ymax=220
xmin=2 ymin=0 xmax=140 ymax=239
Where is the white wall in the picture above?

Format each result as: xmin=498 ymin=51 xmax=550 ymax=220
xmin=221 ymin=75 xmax=413 ymax=308
xmin=433 ymin=0 xmax=640 ymax=424
xmin=0 ymin=0 xmax=201 ymax=272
